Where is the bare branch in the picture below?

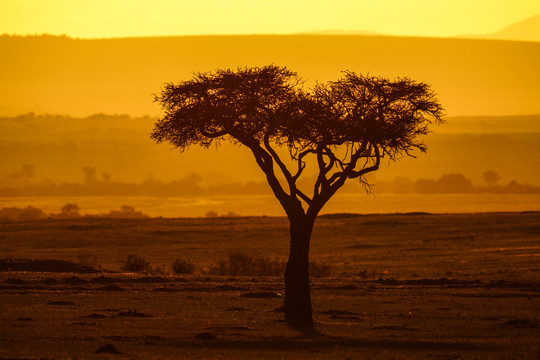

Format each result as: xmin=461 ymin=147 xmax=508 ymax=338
xmin=295 ymin=188 xmax=313 ymax=206
xmin=348 ymin=146 xmax=381 ymax=179
xmin=292 ymin=160 xmax=306 ymax=181
xmin=263 ymin=131 xmax=297 ymax=196
xmin=236 ymin=135 xmax=293 ymax=210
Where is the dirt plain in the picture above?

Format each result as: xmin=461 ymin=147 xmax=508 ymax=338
xmin=0 ymin=211 xmax=539 ymax=359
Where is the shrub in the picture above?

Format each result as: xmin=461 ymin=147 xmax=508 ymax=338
xmin=208 ymin=253 xmax=284 ymax=277
xmin=120 ymin=254 xmax=151 ymax=272
xmin=172 ymin=259 xmax=195 ymax=274
xmin=357 ymin=268 xmax=369 ymax=280
xmin=207 ymin=253 xmax=331 ymax=278
xmin=151 ymin=264 xmax=168 ymax=275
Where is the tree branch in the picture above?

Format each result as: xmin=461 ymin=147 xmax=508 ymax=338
xmin=327 ymin=141 xmax=368 ymax=186
xmin=236 ymin=135 xmax=292 ymax=209
xmin=292 ymin=149 xmax=314 ymax=181
xmin=236 ymin=132 xmax=307 ymax=220
xmin=263 ymin=131 xmax=294 ymax=188
xmin=295 ymin=188 xmax=313 ymax=206
xmin=348 ymin=146 xmax=381 ymax=179
xmin=200 ymin=129 xmax=228 ymax=138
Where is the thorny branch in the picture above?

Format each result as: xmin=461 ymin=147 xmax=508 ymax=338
xmin=152 ymin=65 xmax=444 ymax=222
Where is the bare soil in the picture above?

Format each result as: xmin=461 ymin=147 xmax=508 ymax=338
xmin=0 ymin=212 xmax=539 ymax=359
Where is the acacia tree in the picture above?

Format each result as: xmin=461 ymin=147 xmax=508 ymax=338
xmin=152 ymin=65 xmax=444 ymax=333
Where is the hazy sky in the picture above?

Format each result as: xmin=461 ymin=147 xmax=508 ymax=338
xmin=1 ymin=0 xmax=539 ymax=38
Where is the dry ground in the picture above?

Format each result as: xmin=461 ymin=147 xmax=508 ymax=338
xmin=0 ymin=212 xmax=539 ymax=359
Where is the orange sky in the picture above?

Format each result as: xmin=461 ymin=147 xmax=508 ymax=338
xmin=1 ymin=0 xmax=539 ymax=38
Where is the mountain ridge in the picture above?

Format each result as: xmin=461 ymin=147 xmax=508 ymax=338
xmin=460 ymin=14 xmax=540 ymax=42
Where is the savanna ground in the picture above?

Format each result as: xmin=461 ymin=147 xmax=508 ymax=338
xmin=0 ymin=211 xmax=539 ymax=359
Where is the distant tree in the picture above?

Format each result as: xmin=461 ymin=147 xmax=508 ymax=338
xmin=436 ymin=173 xmax=473 ymax=193
xmin=102 ymin=172 xmax=111 ymax=183
xmin=152 ymin=65 xmax=444 ymax=333
xmin=482 ymin=170 xmax=500 ymax=186
xmin=82 ymin=166 xmax=97 ymax=185
xmin=60 ymin=203 xmax=80 ymax=217
xmin=204 ymin=210 xmax=219 ymax=218
xmin=106 ymin=205 xmax=149 ymax=219
xmin=8 ymin=164 xmax=35 ymax=181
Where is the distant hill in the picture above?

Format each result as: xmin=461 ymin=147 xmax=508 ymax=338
xmin=461 ymin=15 xmax=540 ymax=42
xmin=1 ymin=113 xmax=539 ymax=186
xmin=492 ymin=15 xmax=540 ymax=42
xmin=1 ymin=34 xmax=539 ymax=117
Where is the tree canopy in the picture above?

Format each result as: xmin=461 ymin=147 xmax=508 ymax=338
xmin=153 ymin=64 xmax=444 ymax=332
xmin=152 ymin=65 xmax=444 ymax=219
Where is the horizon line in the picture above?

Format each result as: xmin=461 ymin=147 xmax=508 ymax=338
xmin=2 ymin=32 xmax=538 ymax=43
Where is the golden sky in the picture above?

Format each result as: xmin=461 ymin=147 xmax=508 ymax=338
xmin=1 ymin=0 xmax=539 ymax=38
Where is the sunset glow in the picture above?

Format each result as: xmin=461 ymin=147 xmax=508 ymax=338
xmin=1 ymin=0 xmax=540 ymax=356
xmin=1 ymin=0 xmax=539 ymax=38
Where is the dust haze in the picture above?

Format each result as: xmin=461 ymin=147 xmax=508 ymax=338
xmin=2 ymin=35 xmax=539 ymax=211
xmin=1 ymin=31 xmax=540 ymax=359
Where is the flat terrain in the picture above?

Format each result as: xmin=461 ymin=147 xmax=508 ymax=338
xmin=0 ymin=212 xmax=539 ymax=359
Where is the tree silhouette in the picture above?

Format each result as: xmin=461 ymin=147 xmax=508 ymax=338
xmin=482 ymin=170 xmax=500 ymax=186
xmin=152 ymin=65 xmax=444 ymax=333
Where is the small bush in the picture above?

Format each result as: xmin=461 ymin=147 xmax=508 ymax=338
xmin=206 ymin=253 xmax=331 ymax=278
xmin=357 ymin=268 xmax=369 ymax=280
xmin=120 ymin=254 xmax=151 ymax=273
xmin=207 ymin=253 xmax=332 ymax=278
xmin=172 ymin=259 xmax=195 ymax=274
xmin=151 ymin=264 xmax=168 ymax=275
xmin=208 ymin=253 xmax=284 ymax=277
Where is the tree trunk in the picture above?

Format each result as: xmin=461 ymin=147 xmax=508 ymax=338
xmin=284 ymin=215 xmax=315 ymax=333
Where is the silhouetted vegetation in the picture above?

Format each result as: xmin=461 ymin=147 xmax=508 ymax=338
xmin=120 ymin=255 xmax=151 ymax=273
xmin=172 ymin=259 xmax=195 ymax=274
xmin=0 ymin=204 xmax=149 ymax=221
xmin=58 ymin=203 xmax=81 ymax=218
xmin=483 ymin=170 xmax=501 ymax=186
xmin=152 ymin=65 xmax=443 ymax=331
xmin=205 ymin=211 xmax=241 ymax=218
xmin=207 ymin=253 xmax=285 ymax=277
xmin=374 ymin=174 xmax=540 ymax=194
xmin=0 ymin=206 xmax=47 ymax=221
xmin=206 ymin=253 xmax=331 ymax=278
xmin=1 ymin=113 xmax=539 ymax=196
xmin=2 ymin=169 xmax=539 ymax=198
xmin=106 ymin=205 xmax=149 ymax=219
